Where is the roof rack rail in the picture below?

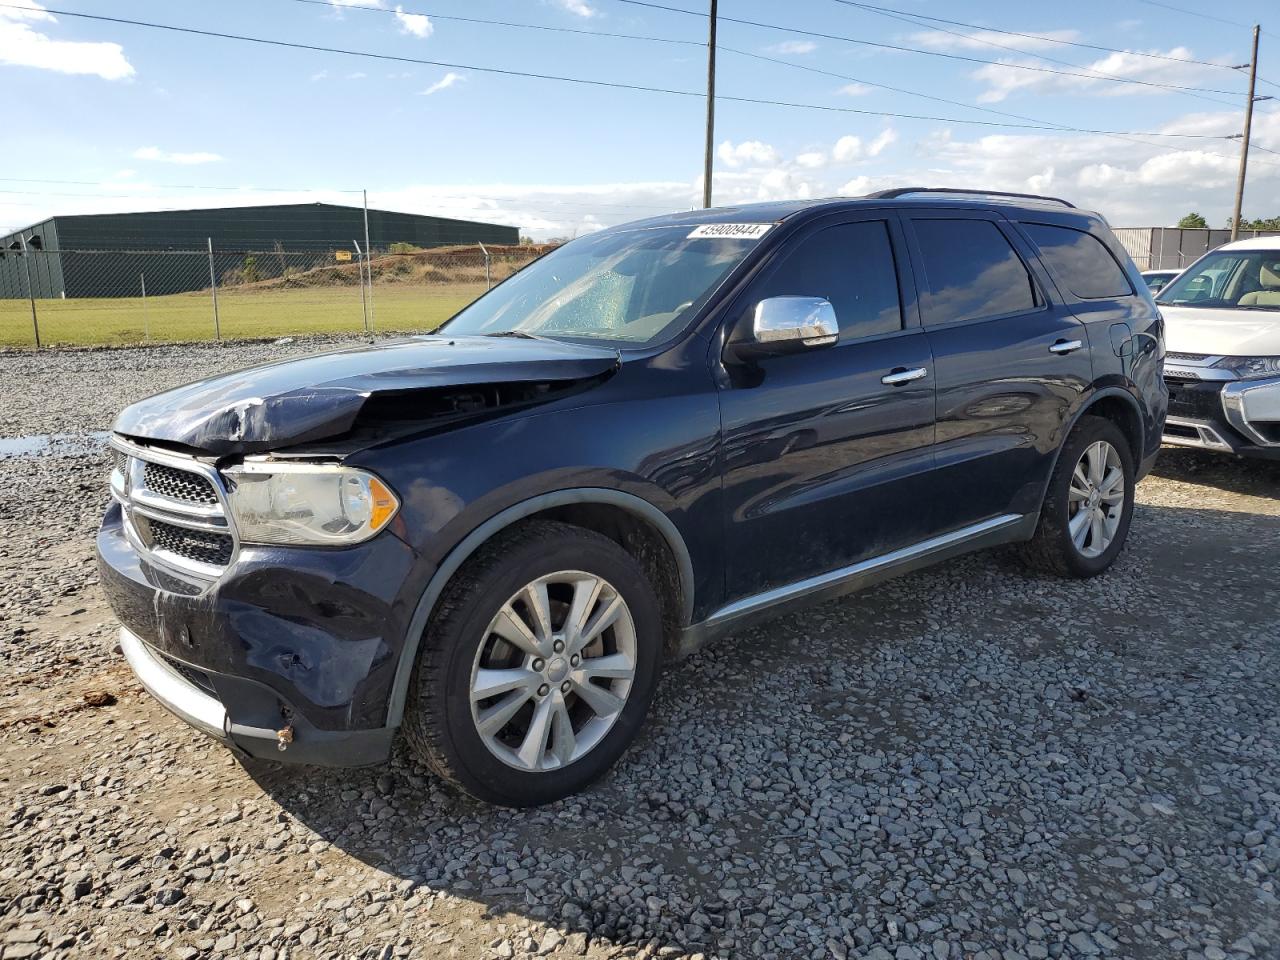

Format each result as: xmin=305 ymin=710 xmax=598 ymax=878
xmin=864 ymin=187 xmax=1076 ymax=209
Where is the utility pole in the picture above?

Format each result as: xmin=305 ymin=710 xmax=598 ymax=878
xmin=1230 ymin=25 xmax=1261 ymax=242
xmin=702 ymin=0 xmax=718 ymax=209
xmin=362 ymin=189 xmax=376 ymax=331
xmin=18 ymin=234 xmax=39 ymax=350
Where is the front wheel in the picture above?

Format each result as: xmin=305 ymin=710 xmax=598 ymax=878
xmin=403 ymin=520 xmax=663 ymax=806
xmin=1018 ymin=415 xmax=1136 ymax=578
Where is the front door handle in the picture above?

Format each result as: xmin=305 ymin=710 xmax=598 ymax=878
xmin=881 ymin=366 xmax=928 ymax=386
xmin=1049 ymin=339 xmax=1084 ymax=355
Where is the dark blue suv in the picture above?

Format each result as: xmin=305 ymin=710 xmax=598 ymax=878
xmin=98 ymin=189 xmax=1167 ymax=806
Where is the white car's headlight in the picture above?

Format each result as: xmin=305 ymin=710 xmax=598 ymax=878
xmin=1211 ymin=356 xmax=1280 ymax=380
xmin=223 ymin=462 xmax=399 ymax=546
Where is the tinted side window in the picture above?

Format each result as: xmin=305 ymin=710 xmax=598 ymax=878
xmin=1022 ymin=223 xmax=1133 ymax=299
xmin=756 ymin=221 xmax=902 ymax=341
xmin=912 ymin=219 xmax=1039 ymax=326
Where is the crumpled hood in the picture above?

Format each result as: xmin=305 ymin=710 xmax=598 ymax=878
xmin=113 ymin=335 xmax=620 ymax=456
xmin=1161 ymin=305 xmax=1280 ymax=356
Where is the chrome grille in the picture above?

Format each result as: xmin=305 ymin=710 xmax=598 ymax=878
xmin=144 ymin=462 xmax=218 ymax=505
xmin=147 ymin=519 xmax=234 ymax=567
xmin=110 ymin=437 xmax=237 ymax=578
xmin=1167 ymin=352 xmax=1209 ymax=362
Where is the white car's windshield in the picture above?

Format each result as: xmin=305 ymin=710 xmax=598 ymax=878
xmin=440 ymin=225 xmax=763 ymax=345
xmin=1156 ymin=249 xmax=1280 ymax=312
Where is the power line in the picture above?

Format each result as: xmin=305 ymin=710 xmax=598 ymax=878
xmin=1130 ymin=0 xmax=1251 ymax=29
xmin=825 ymin=0 xmax=1235 ymax=69
xmin=718 ymin=45 xmax=1280 ymax=171
xmin=287 ymin=0 xmax=1252 ymax=135
xmin=0 ymin=4 xmax=1241 ymax=139
xmin=284 ymin=0 xmax=699 ymax=47
xmin=720 ymin=45 xmax=1216 ymax=135
xmin=601 ymin=0 xmax=1244 ymax=101
xmin=827 ymin=0 xmax=1239 ymax=108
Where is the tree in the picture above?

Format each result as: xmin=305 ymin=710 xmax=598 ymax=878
xmin=1177 ymin=212 xmax=1208 ymax=228
xmin=1230 ymin=215 xmax=1280 ymax=231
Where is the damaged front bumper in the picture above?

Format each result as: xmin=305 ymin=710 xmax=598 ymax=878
xmin=97 ymin=501 xmax=422 ymax=766
xmin=116 ymin=626 xmax=395 ymax=765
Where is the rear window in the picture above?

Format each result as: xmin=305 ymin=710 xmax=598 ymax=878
xmin=1022 ymin=223 xmax=1133 ymax=300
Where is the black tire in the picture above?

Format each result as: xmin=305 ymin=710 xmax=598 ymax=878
xmin=403 ymin=520 xmax=663 ymax=807
xmin=1018 ymin=415 xmax=1136 ymax=578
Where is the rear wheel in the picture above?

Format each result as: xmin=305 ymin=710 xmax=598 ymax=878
xmin=1018 ymin=416 xmax=1135 ymax=578
xmin=403 ymin=521 xmax=663 ymax=806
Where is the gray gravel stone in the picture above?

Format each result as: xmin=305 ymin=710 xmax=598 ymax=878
xmin=0 ymin=338 xmax=1278 ymax=960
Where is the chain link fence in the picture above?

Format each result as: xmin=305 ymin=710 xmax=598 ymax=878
xmin=0 ymin=241 xmax=556 ymax=348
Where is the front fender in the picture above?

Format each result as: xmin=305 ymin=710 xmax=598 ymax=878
xmin=382 ymin=486 xmax=697 ymax=728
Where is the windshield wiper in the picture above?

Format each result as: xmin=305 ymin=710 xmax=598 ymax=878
xmin=481 ymin=330 xmax=548 ymax=340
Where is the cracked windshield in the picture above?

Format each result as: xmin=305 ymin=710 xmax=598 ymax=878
xmin=441 ymin=225 xmax=761 ymax=344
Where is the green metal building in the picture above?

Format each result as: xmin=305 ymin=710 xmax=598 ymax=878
xmin=0 ymin=202 xmax=519 ymax=299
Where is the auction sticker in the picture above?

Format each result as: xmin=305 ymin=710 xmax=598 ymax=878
xmin=687 ymin=223 xmax=773 ymax=240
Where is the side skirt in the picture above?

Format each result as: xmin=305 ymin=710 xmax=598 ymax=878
xmin=677 ymin=512 xmax=1037 ymax=657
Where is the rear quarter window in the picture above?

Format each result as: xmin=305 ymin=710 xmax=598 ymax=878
xmin=1022 ymin=223 xmax=1133 ymax=300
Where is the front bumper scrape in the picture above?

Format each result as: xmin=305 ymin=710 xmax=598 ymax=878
xmin=119 ymin=626 xmax=395 ymax=766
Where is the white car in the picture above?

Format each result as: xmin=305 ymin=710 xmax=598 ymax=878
xmin=1156 ymin=237 xmax=1280 ymax=459
xmin=1141 ymin=268 xmax=1181 ymax=294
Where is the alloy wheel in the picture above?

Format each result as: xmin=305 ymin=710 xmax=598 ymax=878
xmin=1067 ymin=440 xmax=1125 ymax=559
xmin=469 ymin=571 xmax=637 ymax=772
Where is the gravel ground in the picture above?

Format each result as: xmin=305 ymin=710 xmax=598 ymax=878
xmin=1 ymin=337 xmax=1278 ymax=960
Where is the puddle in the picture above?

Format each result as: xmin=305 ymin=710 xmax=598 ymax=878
xmin=0 ymin=431 xmax=110 ymax=459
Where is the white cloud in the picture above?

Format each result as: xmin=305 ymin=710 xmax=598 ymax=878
xmin=766 ymin=40 xmax=817 ymax=55
xmin=394 ymin=5 xmax=433 ymax=38
xmin=909 ymin=27 xmax=1080 ymax=53
xmin=907 ymin=110 xmax=1280 ymax=226
xmin=831 ymin=129 xmax=898 ymax=164
xmin=5 ymin=114 xmax=1277 ymax=242
xmin=553 ymin=0 xmax=596 ymax=17
xmin=133 ymin=146 xmax=224 ymax=165
xmin=0 ymin=1 xmax=134 ymax=80
xmin=836 ymin=83 xmax=871 ymax=97
xmin=310 ymin=69 xmax=329 ymax=82
xmin=717 ymin=140 xmax=779 ymax=168
xmin=346 ymin=71 xmax=367 ymax=80
xmin=838 ymin=176 xmax=874 ymax=196
xmin=867 ymin=129 xmax=898 ymax=156
xmin=968 ymin=45 xmax=1229 ymax=103
xmin=832 ymin=135 xmax=864 ymax=163
xmin=795 ymin=151 xmax=827 ymax=169
xmin=420 ymin=71 xmax=464 ymax=95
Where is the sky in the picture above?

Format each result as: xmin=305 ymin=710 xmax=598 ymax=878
xmin=2 ymin=0 xmax=1279 ymax=240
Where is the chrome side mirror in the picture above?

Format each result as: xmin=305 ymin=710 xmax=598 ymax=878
xmin=727 ymin=296 xmax=839 ymax=362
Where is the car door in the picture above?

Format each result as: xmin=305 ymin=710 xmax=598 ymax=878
xmin=716 ymin=213 xmax=937 ymax=602
xmin=901 ymin=210 xmax=1094 ymax=530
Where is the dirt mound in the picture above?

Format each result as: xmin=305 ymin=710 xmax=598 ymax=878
xmin=240 ymin=243 xmax=559 ymax=291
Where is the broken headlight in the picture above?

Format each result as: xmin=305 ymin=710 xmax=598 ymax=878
xmin=223 ymin=462 xmax=399 ymax=546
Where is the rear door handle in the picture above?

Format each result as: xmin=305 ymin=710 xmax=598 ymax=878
xmin=881 ymin=366 xmax=928 ymax=386
xmin=1049 ymin=339 xmax=1084 ymax=355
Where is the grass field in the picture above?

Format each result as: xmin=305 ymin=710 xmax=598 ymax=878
xmin=0 ymin=283 xmax=486 ymax=348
